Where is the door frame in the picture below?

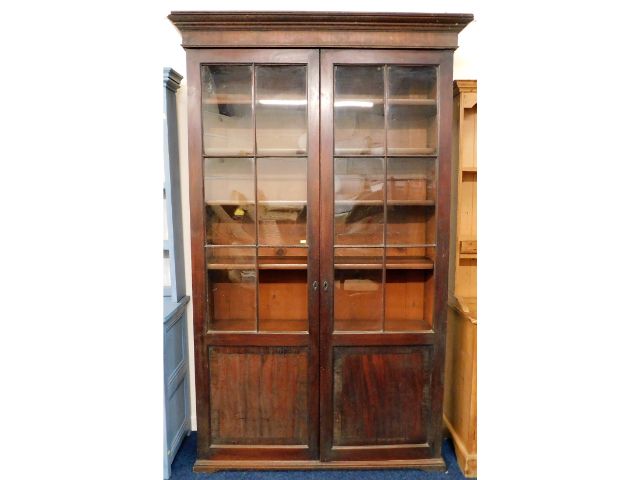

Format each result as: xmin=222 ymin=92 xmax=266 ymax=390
xmin=318 ymin=48 xmax=454 ymax=463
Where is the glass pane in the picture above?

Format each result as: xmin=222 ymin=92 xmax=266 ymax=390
xmin=386 ymin=205 xmax=436 ymax=245
xmin=204 ymin=158 xmax=255 ymax=204
xmin=201 ymin=65 xmax=253 ymax=156
xmin=256 ymin=65 xmax=307 ymax=155
xmin=387 ymin=157 xmax=437 ymax=204
xmin=387 ymin=106 xmax=437 ymax=155
xmin=388 ymin=66 xmax=437 ymax=100
xmin=385 ymin=269 xmax=433 ymax=331
xmin=384 ymin=245 xmax=435 ymax=331
xmin=335 ymin=157 xmax=384 ymax=203
xmin=387 ymin=66 xmax=438 ymax=155
xmin=258 ymin=246 xmax=308 ymax=269
xmin=334 ymin=248 xmax=383 ymax=331
xmin=257 ymin=157 xmax=307 ymax=246
xmin=334 ymin=66 xmax=384 ymax=155
xmin=335 ymin=247 xmax=383 ymax=269
xmin=206 ymin=203 xmax=256 ymax=246
xmin=258 ymin=247 xmax=308 ymax=332
xmin=206 ymin=247 xmax=256 ymax=331
xmin=335 ymin=202 xmax=383 ymax=246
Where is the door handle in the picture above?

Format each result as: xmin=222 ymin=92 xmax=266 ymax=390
xmin=312 ymin=280 xmax=319 ymax=291
xmin=323 ymin=280 xmax=329 ymax=291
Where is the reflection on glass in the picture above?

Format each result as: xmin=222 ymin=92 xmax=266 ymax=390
xmin=256 ymin=65 xmax=307 ymax=155
xmin=388 ymin=66 xmax=437 ymax=100
xmin=204 ymin=158 xmax=255 ymax=204
xmin=335 ymin=158 xmax=384 ymax=203
xmin=335 ymin=203 xmax=383 ymax=246
xmin=386 ymin=205 xmax=436 ymax=245
xmin=385 ymin=269 xmax=433 ymax=331
xmin=206 ymin=204 xmax=256 ymax=246
xmin=334 ymin=66 xmax=384 ymax=155
xmin=387 ymin=105 xmax=437 ymax=155
xmin=387 ymin=66 xmax=438 ymax=155
xmin=334 ymin=248 xmax=383 ymax=331
xmin=387 ymin=158 xmax=436 ymax=203
xmin=207 ymin=247 xmax=256 ymax=331
xmin=201 ymin=65 xmax=253 ymax=156
xmin=257 ymin=158 xmax=307 ymax=245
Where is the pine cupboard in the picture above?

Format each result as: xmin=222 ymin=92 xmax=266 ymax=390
xmin=444 ymin=79 xmax=477 ymax=477
xmin=168 ymin=11 xmax=473 ymax=472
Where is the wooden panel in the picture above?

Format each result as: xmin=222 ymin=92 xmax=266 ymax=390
xmin=259 ymin=269 xmax=308 ymax=332
xmin=460 ymin=104 xmax=477 ymax=170
xmin=332 ymin=346 xmax=431 ymax=446
xmin=209 ymin=346 xmax=309 ymax=445
xmin=385 ymin=270 xmax=434 ymax=331
xmin=444 ymin=300 xmax=477 ymax=476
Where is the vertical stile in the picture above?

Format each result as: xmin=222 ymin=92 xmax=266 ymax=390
xmin=382 ymin=64 xmax=389 ymax=332
xmin=251 ymin=63 xmax=260 ymax=333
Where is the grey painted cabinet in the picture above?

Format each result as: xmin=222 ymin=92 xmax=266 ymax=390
xmin=163 ymin=68 xmax=190 ymax=479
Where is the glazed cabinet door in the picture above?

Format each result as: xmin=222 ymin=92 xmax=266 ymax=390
xmin=187 ymin=49 xmax=320 ymax=463
xmin=319 ymin=49 xmax=453 ymax=464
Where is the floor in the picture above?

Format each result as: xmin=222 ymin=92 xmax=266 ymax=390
xmin=169 ymin=433 xmax=476 ymax=480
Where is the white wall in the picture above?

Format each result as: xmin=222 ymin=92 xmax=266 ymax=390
xmin=163 ymin=1 xmax=478 ymax=430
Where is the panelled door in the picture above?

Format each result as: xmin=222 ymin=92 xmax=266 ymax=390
xmin=318 ymin=49 xmax=453 ymax=462
xmin=188 ymin=49 xmax=321 ymax=461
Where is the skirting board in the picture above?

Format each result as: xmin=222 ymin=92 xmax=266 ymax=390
xmin=443 ymin=415 xmax=477 ymax=477
xmin=194 ymin=457 xmax=446 ymax=472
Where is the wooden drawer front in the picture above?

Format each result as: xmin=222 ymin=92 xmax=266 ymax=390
xmin=459 ymin=240 xmax=477 ymax=255
xmin=332 ymin=346 xmax=432 ymax=447
xmin=209 ymin=346 xmax=309 ymax=445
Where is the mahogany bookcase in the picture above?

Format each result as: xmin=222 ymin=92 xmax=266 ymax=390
xmin=168 ymin=11 xmax=473 ymax=472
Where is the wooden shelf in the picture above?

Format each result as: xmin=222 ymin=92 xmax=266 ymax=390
xmin=334 ymin=97 xmax=436 ymax=106
xmin=206 ymin=201 xmax=254 ymax=206
xmin=259 ymin=200 xmax=307 ymax=206
xmin=335 ymin=199 xmax=383 ymax=206
xmin=259 ymin=256 xmax=307 ymax=269
xmin=208 ymin=256 xmax=434 ymax=270
xmin=203 ymin=94 xmax=251 ymax=105
xmin=206 ymin=200 xmax=306 ymax=206
xmin=335 ymin=199 xmax=435 ymax=206
xmin=335 ymin=96 xmax=384 ymax=105
xmin=387 ymin=147 xmax=437 ymax=156
xmin=208 ymin=256 xmax=308 ymax=270
xmin=334 ymin=147 xmax=436 ymax=156
xmin=334 ymin=147 xmax=385 ymax=156
xmin=203 ymin=96 xmax=307 ymax=106
xmin=335 ymin=256 xmax=434 ymax=270
xmin=388 ymin=199 xmax=435 ymax=206
xmin=203 ymin=148 xmax=308 ymax=157
xmin=257 ymin=148 xmax=307 ymax=156
xmin=388 ymin=98 xmax=436 ymax=106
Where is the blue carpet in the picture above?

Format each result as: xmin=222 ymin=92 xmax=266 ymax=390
xmin=169 ymin=433 xmax=476 ymax=480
